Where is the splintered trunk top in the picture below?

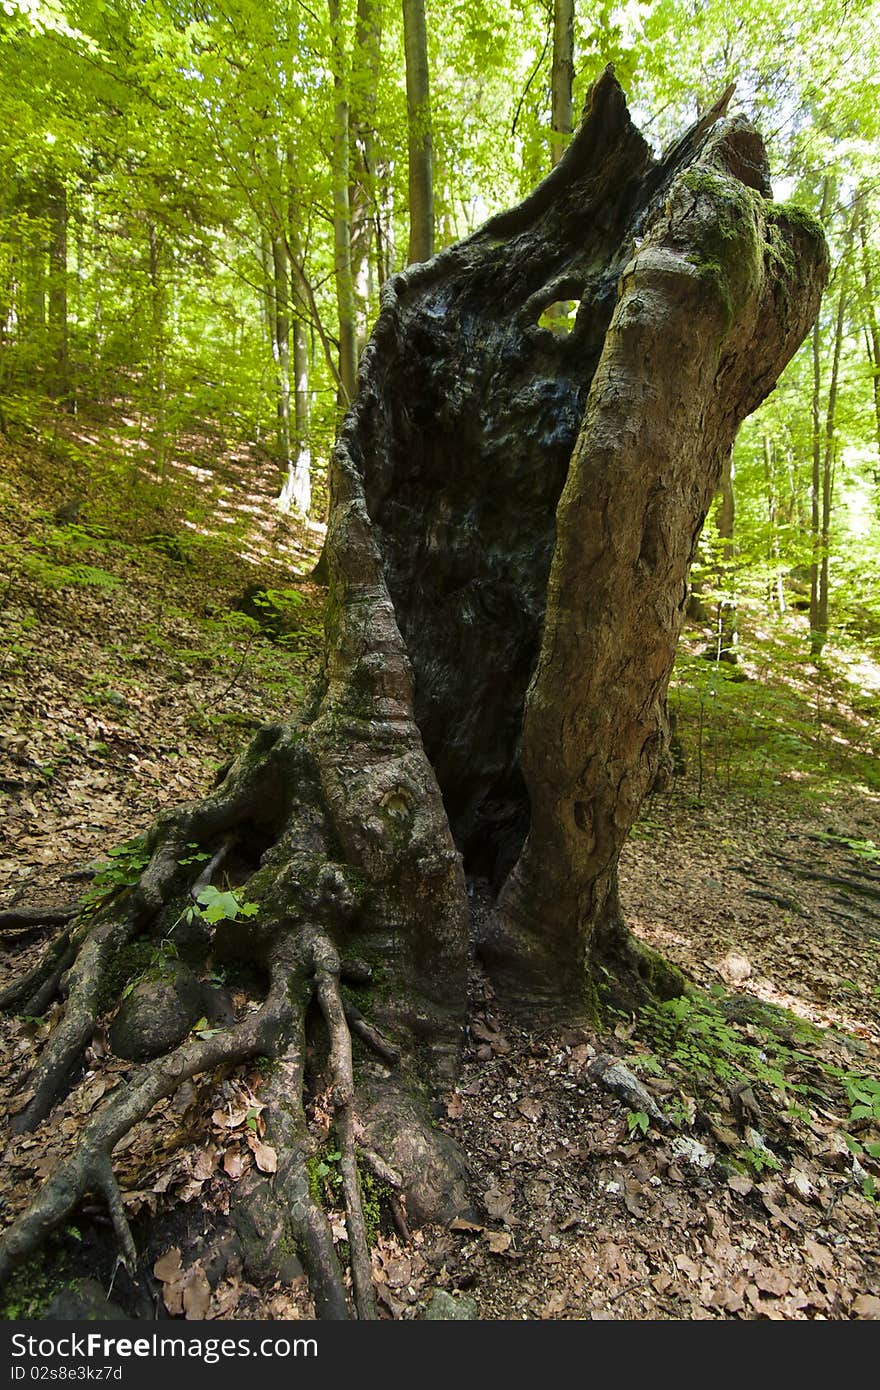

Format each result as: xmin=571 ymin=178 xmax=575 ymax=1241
xmin=320 ymin=66 xmax=827 ymax=1012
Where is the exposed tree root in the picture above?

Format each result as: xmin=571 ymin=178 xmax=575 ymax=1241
xmin=313 ymin=934 xmax=376 ymax=1320
xmin=0 ymin=905 xmax=79 ymax=935
xmin=0 ymin=928 xmax=73 ymax=1013
xmin=11 ymin=914 xmax=138 ymax=1134
xmin=0 ymin=948 xmax=294 ymax=1285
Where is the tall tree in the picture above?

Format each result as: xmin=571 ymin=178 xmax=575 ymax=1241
xmin=402 ymin=0 xmax=433 ymax=263
xmin=810 ymin=208 xmax=853 ymax=657
xmin=329 ymin=0 xmax=359 ymax=404
xmin=550 ymin=0 xmax=574 ymax=166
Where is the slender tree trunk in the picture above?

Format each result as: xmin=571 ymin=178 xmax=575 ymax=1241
xmin=21 ymin=188 xmax=46 ymax=345
xmin=147 ymin=222 xmax=167 ymax=475
xmin=329 ymin=0 xmax=359 ymax=404
xmin=350 ymin=0 xmax=382 ymax=339
xmin=715 ymin=451 xmax=737 ymax=660
xmin=402 ymin=0 xmax=434 ymax=264
xmin=271 ymin=230 xmax=294 ymax=492
xmin=763 ymin=434 xmax=785 ymax=613
xmin=856 ymin=201 xmax=880 ymax=503
xmin=47 ymin=178 xmax=69 ymax=402
xmin=809 ymin=181 xmax=831 ymax=656
xmin=550 ymin=0 xmax=574 ymax=167
xmin=276 ymin=215 xmax=312 ymax=517
xmin=816 ymin=254 xmax=848 ymax=651
xmin=810 ymin=311 xmax=822 ymax=649
xmin=811 ymin=210 xmax=851 ymax=657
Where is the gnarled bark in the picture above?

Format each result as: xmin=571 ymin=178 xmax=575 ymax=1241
xmin=0 ymin=69 xmax=826 ymax=1317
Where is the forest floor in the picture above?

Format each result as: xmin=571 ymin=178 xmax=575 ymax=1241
xmin=1 ymin=409 xmax=879 ymax=1321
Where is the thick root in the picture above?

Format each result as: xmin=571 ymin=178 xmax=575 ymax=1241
xmin=0 ymin=918 xmax=425 ymax=1322
xmin=0 ymin=905 xmax=78 ymax=936
xmin=0 ymin=928 xmax=74 ymax=1013
xmin=10 ymin=915 xmax=138 ymax=1135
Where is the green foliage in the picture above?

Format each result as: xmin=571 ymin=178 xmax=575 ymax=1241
xmin=634 ymin=988 xmax=880 ymax=1164
xmin=740 ymin=1142 xmax=783 ymax=1175
xmin=307 ymin=1147 xmax=343 ymax=1206
xmin=1 ymin=527 xmax=122 ymax=592
xmin=0 ymin=1254 xmax=60 ymax=1320
xmin=359 ymin=1168 xmax=389 ymax=1247
xmin=82 ymin=836 xmax=150 ymax=912
xmin=119 ymin=938 xmax=178 ymax=1000
xmin=184 ymin=885 xmax=260 ymax=926
xmin=626 ymin=1109 xmax=650 ymax=1137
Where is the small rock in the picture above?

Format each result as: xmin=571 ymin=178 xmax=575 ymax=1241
xmin=42 ymin=1279 xmax=128 ymax=1321
xmin=422 ymin=1289 xmax=477 ymax=1320
xmin=200 ymin=983 xmax=236 ymax=1028
xmin=744 ymin=1126 xmax=777 ymax=1165
xmin=719 ymin=952 xmax=752 ymax=984
xmin=589 ymin=1054 xmax=671 ymax=1129
xmin=710 ymin=1124 xmax=739 ymax=1151
xmin=109 ymin=963 xmax=204 ymax=1061
xmin=670 ymin=1136 xmax=715 ymax=1169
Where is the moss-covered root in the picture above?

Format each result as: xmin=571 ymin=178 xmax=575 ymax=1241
xmin=9 ymin=914 xmax=137 ymax=1136
xmin=594 ymin=911 xmax=690 ymax=1016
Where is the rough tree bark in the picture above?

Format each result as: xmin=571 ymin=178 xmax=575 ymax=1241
xmin=0 ymin=70 xmax=826 ymax=1318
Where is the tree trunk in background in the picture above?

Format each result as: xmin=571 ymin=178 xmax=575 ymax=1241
xmin=763 ymin=434 xmax=785 ymax=614
xmin=402 ymin=0 xmax=433 ymax=264
xmin=270 ymin=230 xmax=295 ymax=501
xmin=550 ymin=0 xmax=574 ymax=167
xmin=20 ymin=186 xmax=46 ymax=347
xmin=811 ymin=215 xmax=851 ymax=657
xmin=47 ymin=178 xmax=69 ymax=402
xmin=147 ymin=222 xmax=167 ymax=474
xmin=329 ymin=0 xmax=358 ymax=405
xmin=810 ymin=312 xmax=822 ymax=650
xmin=856 ymin=201 xmax=880 ymax=505
xmin=350 ymin=0 xmax=382 ymax=340
xmin=809 ymin=181 xmax=830 ymax=657
xmin=276 ymin=210 xmax=312 ymax=517
xmin=714 ymin=451 xmax=738 ymax=661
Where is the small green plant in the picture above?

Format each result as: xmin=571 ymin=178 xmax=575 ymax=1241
xmin=635 ymin=988 xmax=880 ymax=1165
xmin=191 ymin=1016 xmax=222 ymax=1039
xmin=359 ymin=1167 xmax=389 ymax=1245
xmin=816 ymin=833 xmax=880 ymax=865
xmin=177 ymin=842 xmax=212 ymax=866
xmin=626 ymin=1109 xmax=650 ymax=1137
xmin=82 ymin=837 xmax=151 ymax=912
xmin=181 ymin=884 xmax=260 ymax=927
xmin=740 ymin=1142 xmax=782 ymax=1175
xmin=308 ymin=1148 xmax=343 ymax=1205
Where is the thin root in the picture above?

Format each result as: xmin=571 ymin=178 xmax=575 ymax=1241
xmin=313 ymin=934 xmax=377 ymax=1321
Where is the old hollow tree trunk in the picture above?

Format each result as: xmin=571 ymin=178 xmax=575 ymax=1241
xmin=0 ymin=71 xmax=826 ymax=1317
